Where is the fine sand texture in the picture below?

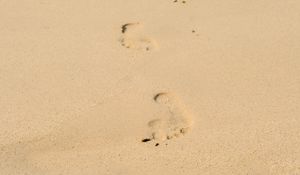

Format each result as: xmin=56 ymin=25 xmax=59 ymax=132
xmin=1 ymin=0 xmax=300 ymax=174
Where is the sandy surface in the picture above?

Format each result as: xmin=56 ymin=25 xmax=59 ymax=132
xmin=1 ymin=0 xmax=300 ymax=174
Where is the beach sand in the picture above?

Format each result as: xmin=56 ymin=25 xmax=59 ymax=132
xmin=0 ymin=0 xmax=300 ymax=174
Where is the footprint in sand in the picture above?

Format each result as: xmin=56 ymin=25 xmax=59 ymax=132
xmin=142 ymin=92 xmax=193 ymax=145
xmin=120 ymin=23 xmax=158 ymax=51
xmin=173 ymin=0 xmax=188 ymax=4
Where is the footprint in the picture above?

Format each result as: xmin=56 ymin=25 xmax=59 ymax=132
xmin=173 ymin=0 xmax=187 ymax=4
xmin=142 ymin=92 xmax=193 ymax=145
xmin=120 ymin=23 xmax=158 ymax=51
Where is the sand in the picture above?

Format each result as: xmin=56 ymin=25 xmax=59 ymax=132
xmin=0 ymin=0 xmax=300 ymax=174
